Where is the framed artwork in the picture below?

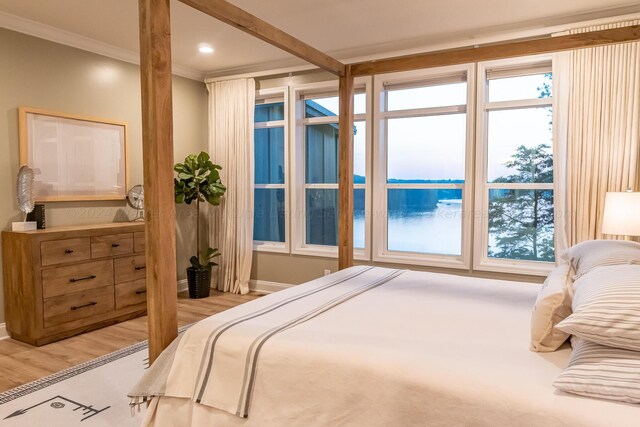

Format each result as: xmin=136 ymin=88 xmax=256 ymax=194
xmin=19 ymin=107 xmax=129 ymax=202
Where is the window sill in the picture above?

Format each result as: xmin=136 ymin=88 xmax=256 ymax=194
xmin=373 ymin=251 xmax=469 ymax=270
xmin=473 ymin=257 xmax=554 ymax=276
xmin=292 ymin=245 xmax=370 ymax=261
xmin=253 ymin=242 xmax=289 ymax=254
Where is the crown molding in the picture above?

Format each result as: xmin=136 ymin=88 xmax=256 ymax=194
xmin=0 ymin=10 xmax=204 ymax=81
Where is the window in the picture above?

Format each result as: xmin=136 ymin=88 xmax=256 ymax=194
xmin=373 ymin=66 xmax=474 ymax=268
xmin=253 ymin=56 xmax=555 ymax=276
xmin=474 ymin=58 xmax=555 ymax=274
xmin=253 ymin=88 xmax=288 ymax=252
xmin=292 ymin=81 xmax=371 ymax=259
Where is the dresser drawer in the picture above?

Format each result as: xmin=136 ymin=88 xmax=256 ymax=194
xmin=43 ymin=286 xmax=115 ymax=328
xmin=134 ymin=232 xmax=145 ymax=253
xmin=41 ymin=238 xmax=91 ymax=267
xmin=41 ymin=260 xmax=114 ymax=299
xmin=114 ymin=254 xmax=146 ymax=283
xmin=115 ymin=279 xmax=147 ymax=310
xmin=91 ymin=233 xmax=133 ymax=258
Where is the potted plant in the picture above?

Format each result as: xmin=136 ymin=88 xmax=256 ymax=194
xmin=174 ymin=152 xmax=226 ymax=298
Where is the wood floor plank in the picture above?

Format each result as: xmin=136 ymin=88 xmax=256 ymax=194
xmin=0 ymin=291 xmax=262 ymax=392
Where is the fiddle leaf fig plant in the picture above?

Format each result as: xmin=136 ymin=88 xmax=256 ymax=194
xmin=174 ymin=151 xmax=226 ymax=270
xmin=190 ymin=247 xmax=221 ymax=270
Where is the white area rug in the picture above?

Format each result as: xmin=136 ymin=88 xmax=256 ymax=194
xmin=0 ymin=331 xmax=178 ymax=426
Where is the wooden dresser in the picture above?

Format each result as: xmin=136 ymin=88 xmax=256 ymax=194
xmin=2 ymin=222 xmax=147 ymax=346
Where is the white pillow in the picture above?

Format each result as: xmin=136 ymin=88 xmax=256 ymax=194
xmin=556 ymin=264 xmax=640 ymax=352
xmin=561 ymin=239 xmax=640 ymax=279
xmin=530 ymin=263 xmax=573 ymax=352
xmin=554 ymin=337 xmax=640 ymax=404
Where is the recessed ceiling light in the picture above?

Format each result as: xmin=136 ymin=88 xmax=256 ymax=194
xmin=198 ymin=44 xmax=214 ymax=54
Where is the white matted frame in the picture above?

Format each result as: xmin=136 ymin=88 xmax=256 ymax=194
xmin=19 ymin=107 xmax=129 ymax=202
xmin=253 ymin=87 xmax=290 ymax=253
xmin=372 ymin=64 xmax=476 ymax=269
xmin=473 ymin=55 xmax=555 ymax=276
xmin=290 ymin=77 xmax=373 ymax=260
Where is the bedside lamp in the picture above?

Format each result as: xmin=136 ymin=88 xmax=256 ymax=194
xmin=601 ymin=191 xmax=640 ymax=240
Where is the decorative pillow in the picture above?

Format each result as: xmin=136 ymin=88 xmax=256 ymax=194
xmin=560 ymin=239 xmax=640 ymax=279
xmin=530 ymin=263 xmax=573 ymax=352
xmin=553 ymin=337 xmax=640 ymax=404
xmin=556 ymin=264 xmax=640 ymax=351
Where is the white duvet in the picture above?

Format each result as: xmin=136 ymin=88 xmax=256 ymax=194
xmin=135 ymin=266 xmax=640 ymax=426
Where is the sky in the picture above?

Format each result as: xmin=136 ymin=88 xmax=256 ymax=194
xmin=311 ymin=73 xmax=552 ymax=182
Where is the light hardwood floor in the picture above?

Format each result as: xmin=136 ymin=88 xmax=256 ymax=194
xmin=0 ymin=290 xmax=261 ymax=393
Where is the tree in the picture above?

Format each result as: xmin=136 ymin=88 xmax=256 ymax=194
xmin=488 ymin=144 xmax=554 ymax=261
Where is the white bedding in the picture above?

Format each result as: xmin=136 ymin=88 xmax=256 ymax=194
xmin=138 ymin=266 xmax=640 ymax=426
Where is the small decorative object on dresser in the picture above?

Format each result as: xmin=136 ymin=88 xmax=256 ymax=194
xmin=26 ymin=204 xmax=46 ymax=229
xmin=1 ymin=222 xmax=146 ymax=346
xmin=127 ymin=185 xmax=145 ymax=222
xmin=174 ymin=152 xmax=226 ymax=299
xmin=12 ymin=165 xmax=37 ymax=231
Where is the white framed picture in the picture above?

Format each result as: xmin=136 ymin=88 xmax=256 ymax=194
xmin=19 ymin=107 xmax=129 ymax=202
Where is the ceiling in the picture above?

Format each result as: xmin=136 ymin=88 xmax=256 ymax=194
xmin=0 ymin=0 xmax=639 ymax=80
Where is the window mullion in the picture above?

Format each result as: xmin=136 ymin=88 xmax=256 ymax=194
xmin=381 ymin=104 xmax=466 ymax=119
xmin=485 ymin=97 xmax=552 ymax=111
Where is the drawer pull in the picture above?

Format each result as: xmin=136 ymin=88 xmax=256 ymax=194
xmin=70 ymin=301 xmax=97 ymax=310
xmin=69 ymin=275 xmax=97 ymax=283
xmin=135 ymin=289 xmax=147 ymax=295
xmin=134 ymin=265 xmax=146 ymax=271
xmin=64 ymin=249 xmax=74 ymax=254
xmin=111 ymin=243 xmax=120 ymax=248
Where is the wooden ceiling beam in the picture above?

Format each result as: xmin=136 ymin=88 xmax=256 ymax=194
xmin=178 ymin=0 xmax=346 ymax=76
xmin=350 ymin=25 xmax=640 ymax=76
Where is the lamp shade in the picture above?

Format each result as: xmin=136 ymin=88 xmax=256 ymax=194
xmin=601 ymin=192 xmax=640 ymax=236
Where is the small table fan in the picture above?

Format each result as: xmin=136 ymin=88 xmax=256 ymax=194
xmin=127 ymin=185 xmax=145 ymax=222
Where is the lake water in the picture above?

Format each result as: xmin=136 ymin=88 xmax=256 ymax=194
xmin=354 ymin=201 xmax=462 ymax=255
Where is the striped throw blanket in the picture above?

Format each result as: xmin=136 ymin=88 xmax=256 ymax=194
xmin=130 ymin=266 xmax=403 ymax=418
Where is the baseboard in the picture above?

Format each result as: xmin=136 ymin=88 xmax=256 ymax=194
xmin=249 ymin=279 xmax=293 ymax=294
xmin=177 ymin=279 xmax=189 ymax=293
xmin=0 ymin=323 xmax=8 ymax=340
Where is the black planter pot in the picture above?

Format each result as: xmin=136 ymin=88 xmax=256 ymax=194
xmin=186 ymin=266 xmax=212 ymax=299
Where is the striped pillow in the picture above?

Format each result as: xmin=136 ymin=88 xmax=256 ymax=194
xmin=561 ymin=239 xmax=640 ymax=279
xmin=554 ymin=337 xmax=640 ymax=404
xmin=530 ymin=263 xmax=573 ymax=352
xmin=556 ymin=264 xmax=640 ymax=351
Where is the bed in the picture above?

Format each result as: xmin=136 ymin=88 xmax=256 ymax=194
xmin=131 ymin=266 xmax=639 ymax=426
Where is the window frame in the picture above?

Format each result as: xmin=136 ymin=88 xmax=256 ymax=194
xmin=473 ymin=55 xmax=555 ymax=276
xmin=253 ymin=87 xmax=290 ymax=254
xmin=372 ymin=64 xmax=476 ymax=269
xmin=290 ymin=78 xmax=373 ymax=260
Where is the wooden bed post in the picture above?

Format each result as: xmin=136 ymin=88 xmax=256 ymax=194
xmin=138 ymin=0 xmax=178 ymax=364
xmin=338 ymin=66 xmax=355 ymax=269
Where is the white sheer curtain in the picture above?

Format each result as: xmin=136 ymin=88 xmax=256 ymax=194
xmin=556 ymin=19 xmax=640 ymax=247
xmin=208 ymin=78 xmax=255 ymax=294
xmin=553 ymin=51 xmax=570 ymax=259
